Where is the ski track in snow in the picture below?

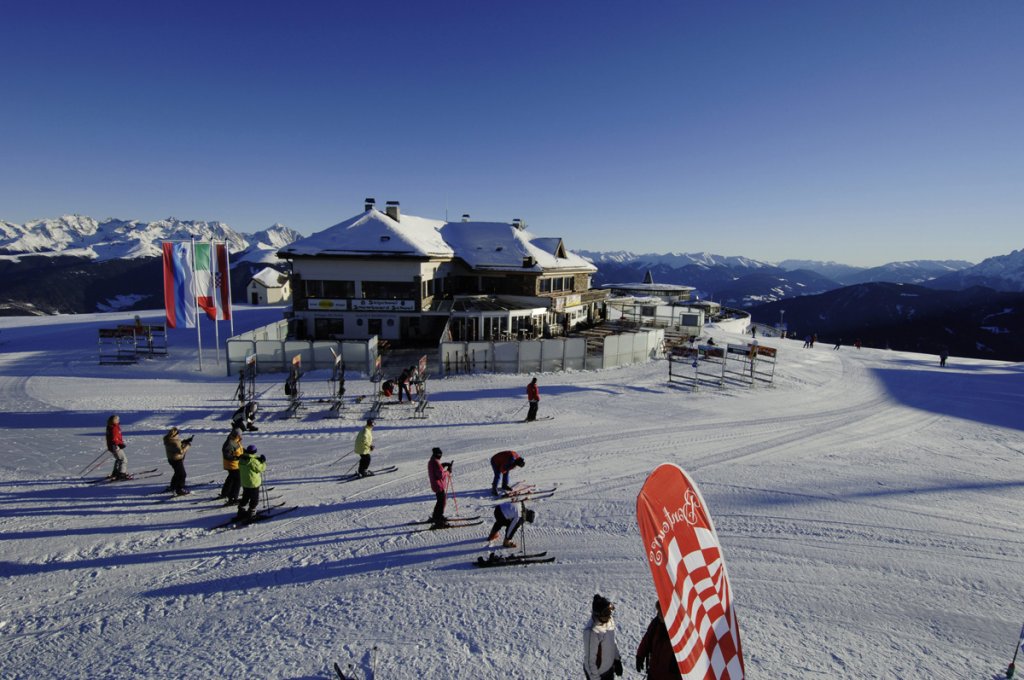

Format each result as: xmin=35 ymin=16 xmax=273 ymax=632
xmin=0 ymin=310 xmax=1022 ymax=678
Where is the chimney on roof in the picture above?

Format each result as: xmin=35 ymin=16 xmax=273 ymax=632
xmin=364 ymin=197 xmax=376 ymax=212
xmin=461 ymin=213 xmax=470 ymax=222
xmin=385 ymin=201 xmax=400 ymax=222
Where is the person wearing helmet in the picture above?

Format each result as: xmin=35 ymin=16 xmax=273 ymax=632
xmin=236 ymin=445 xmax=267 ymax=520
xmin=487 ymin=501 xmax=536 ymax=548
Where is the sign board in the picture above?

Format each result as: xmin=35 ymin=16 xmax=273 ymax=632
xmin=310 ymin=298 xmax=349 ymax=310
xmin=351 ymin=299 xmax=415 ymax=312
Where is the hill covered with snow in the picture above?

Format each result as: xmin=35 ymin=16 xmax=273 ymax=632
xmin=0 ymin=308 xmax=1021 ymax=678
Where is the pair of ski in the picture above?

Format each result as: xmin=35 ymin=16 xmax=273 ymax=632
xmin=523 ymin=415 xmax=554 ymax=422
xmin=407 ymin=515 xmax=483 ymax=532
xmin=152 ymin=480 xmax=217 ymax=502
xmin=474 ymin=551 xmax=555 ymax=567
xmin=210 ymin=503 xmax=298 ymax=530
xmin=195 ymin=494 xmax=284 ymax=512
xmin=190 ymin=486 xmax=276 ymax=505
xmin=339 ymin=465 xmax=397 ymax=482
xmin=86 ymin=468 xmax=160 ymax=484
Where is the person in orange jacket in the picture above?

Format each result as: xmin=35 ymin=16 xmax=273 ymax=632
xmin=525 ymin=377 xmax=540 ymax=422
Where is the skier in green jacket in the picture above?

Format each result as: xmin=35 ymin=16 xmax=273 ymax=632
xmin=236 ymin=445 xmax=267 ymax=520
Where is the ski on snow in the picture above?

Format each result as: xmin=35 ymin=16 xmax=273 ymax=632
xmin=522 ymin=415 xmax=554 ymax=422
xmin=475 ymin=551 xmax=555 ymax=567
xmin=406 ymin=515 xmax=481 ymax=526
xmin=209 ymin=503 xmax=297 ymax=530
xmin=86 ymin=468 xmax=159 ymax=484
xmin=339 ymin=465 xmax=398 ymax=482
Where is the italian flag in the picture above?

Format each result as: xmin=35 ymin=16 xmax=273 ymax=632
xmin=194 ymin=242 xmax=232 ymax=321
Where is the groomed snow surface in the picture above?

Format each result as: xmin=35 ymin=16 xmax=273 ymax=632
xmin=1 ymin=308 xmax=1021 ymax=679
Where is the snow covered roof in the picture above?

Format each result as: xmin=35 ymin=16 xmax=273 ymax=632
xmin=440 ymin=222 xmax=595 ymax=273
xmin=250 ymin=266 xmax=288 ymax=288
xmin=278 ymin=209 xmax=451 ymax=258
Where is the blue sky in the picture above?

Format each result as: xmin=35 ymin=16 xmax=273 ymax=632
xmin=2 ymin=0 xmax=1021 ymax=266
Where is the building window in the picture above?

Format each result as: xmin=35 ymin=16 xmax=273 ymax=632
xmin=540 ymin=278 xmax=552 ymax=293
xmin=322 ymin=280 xmax=355 ymax=298
xmin=304 ymin=280 xmax=323 ymax=297
xmin=314 ymin=317 xmax=344 ymax=340
xmin=362 ymin=281 xmax=417 ymax=300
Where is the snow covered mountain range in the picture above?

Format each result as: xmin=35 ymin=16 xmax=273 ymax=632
xmin=1 ymin=214 xmax=1021 ymax=317
xmin=0 ymin=215 xmax=300 ymax=265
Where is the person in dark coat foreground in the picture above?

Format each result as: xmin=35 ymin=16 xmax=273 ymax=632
xmin=636 ymin=601 xmax=682 ymax=679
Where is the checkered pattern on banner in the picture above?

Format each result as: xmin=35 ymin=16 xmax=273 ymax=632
xmin=662 ymin=527 xmax=744 ymax=680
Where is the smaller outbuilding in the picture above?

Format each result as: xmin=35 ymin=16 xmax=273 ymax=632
xmin=247 ymin=267 xmax=291 ymax=305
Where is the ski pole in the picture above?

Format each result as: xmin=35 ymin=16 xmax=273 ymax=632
xmin=510 ymin=403 xmax=526 ymax=418
xmin=329 ymin=449 xmax=355 ymax=466
xmin=80 ymin=450 xmax=109 ymax=476
xmin=261 ymin=473 xmax=270 ymax=512
xmin=447 ymin=470 xmax=460 ymax=515
xmin=1008 ymin=619 xmax=1024 ymax=678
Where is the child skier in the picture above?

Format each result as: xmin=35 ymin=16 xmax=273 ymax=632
xmin=163 ymin=427 xmax=193 ymax=495
xmin=237 ymin=445 xmax=266 ymax=520
xmin=105 ymin=414 xmax=129 ymax=480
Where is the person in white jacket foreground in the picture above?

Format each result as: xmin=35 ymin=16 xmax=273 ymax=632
xmin=583 ymin=594 xmax=623 ymax=680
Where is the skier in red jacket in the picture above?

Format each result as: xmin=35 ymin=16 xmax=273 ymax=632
xmin=490 ymin=450 xmax=525 ymax=496
xmin=525 ymin=377 xmax=540 ymax=421
xmin=427 ymin=447 xmax=452 ymax=527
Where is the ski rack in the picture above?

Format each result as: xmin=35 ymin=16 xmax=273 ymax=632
xmin=723 ymin=342 xmax=777 ymax=387
xmin=97 ymin=324 xmax=169 ymax=364
xmin=668 ymin=344 xmax=725 ymax=391
xmin=283 ymin=354 xmax=305 ymax=418
xmin=234 ymin=353 xmax=257 ymax=404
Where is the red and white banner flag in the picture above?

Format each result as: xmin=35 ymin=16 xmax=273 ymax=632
xmin=636 ymin=464 xmax=745 ymax=680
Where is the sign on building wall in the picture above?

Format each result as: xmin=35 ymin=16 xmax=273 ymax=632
xmin=351 ymin=299 xmax=416 ymax=312
xmin=310 ymin=299 xmax=349 ymax=310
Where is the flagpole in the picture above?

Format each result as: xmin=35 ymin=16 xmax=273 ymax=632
xmin=192 ymin=237 xmax=203 ymax=371
xmin=225 ymin=241 xmax=235 ymax=337
xmin=213 ymin=240 xmax=220 ymax=366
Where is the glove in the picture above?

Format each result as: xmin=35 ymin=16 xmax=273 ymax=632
xmin=258 ymin=455 xmax=266 ymax=463
xmin=442 ymin=462 xmax=452 ymax=472
xmin=182 ymin=436 xmax=194 ymax=445
xmin=636 ymin=657 xmax=645 ymax=672
xmin=118 ymin=444 xmax=126 ymax=450
xmin=613 ymin=658 xmax=623 ymax=677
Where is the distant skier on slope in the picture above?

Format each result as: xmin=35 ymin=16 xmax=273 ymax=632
xmin=236 ymin=445 xmax=266 ymax=520
xmin=105 ymin=414 xmax=129 ymax=480
xmin=354 ymin=418 xmax=375 ymax=477
xmin=427 ymin=447 xmax=452 ymax=527
xmin=487 ymin=501 xmax=535 ymax=548
xmin=584 ymin=594 xmax=623 ymax=680
xmin=525 ymin=377 xmax=540 ymax=422
xmin=490 ymin=450 xmax=525 ymax=496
